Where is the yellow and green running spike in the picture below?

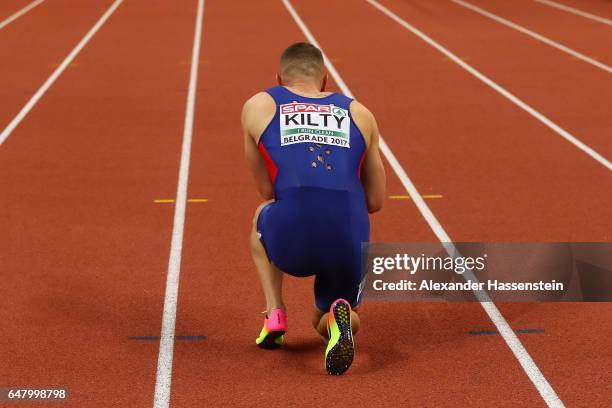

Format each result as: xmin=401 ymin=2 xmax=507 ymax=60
xmin=325 ymin=299 xmax=354 ymax=375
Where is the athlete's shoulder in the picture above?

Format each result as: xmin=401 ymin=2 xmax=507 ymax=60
xmin=242 ymin=92 xmax=275 ymax=125
xmin=243 ymin=91 xmax=276 ymax=114
xmin=349 ymin=100 xmax=377 ymax=142
xmin=349 ymin=100 xmax=374 ymax=120
xmin=241 ymin=92 xmax=277 ymax=141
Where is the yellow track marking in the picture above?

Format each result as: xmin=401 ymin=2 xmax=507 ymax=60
xmin=389 ymin=194 xmax=443 ymax=200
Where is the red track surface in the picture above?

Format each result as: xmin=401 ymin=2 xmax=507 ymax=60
xmin=547 ymin=0 xmax=612 ymax=20
xmin=0 ymin=1 xmax=35 ymax=19
xmin=1 ymin=0 xmax=610 ymax=407
xmin=0 ymin=1 xmax=115 ymax=127
xmin=469 ymin=0 xmax=612 ymax=65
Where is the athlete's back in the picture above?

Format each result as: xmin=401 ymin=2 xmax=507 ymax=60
xmin=258 ymin=86 xmax=367 ymax=198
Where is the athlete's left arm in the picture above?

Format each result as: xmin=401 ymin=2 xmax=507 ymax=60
xmin=241 ymin=92 xmax=276 ymax=200
xmin=351 ymin=101 xmax=386 ymax=213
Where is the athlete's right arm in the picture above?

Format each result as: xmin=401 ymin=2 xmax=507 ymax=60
xmin=350 ymin=101 xmax=386 ymax=213
xmin=241 ymin=92 xmax=277 ymax=200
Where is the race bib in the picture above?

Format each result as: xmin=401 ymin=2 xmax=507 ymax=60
xmin=279 ymin=103 xmax=350 ymax=148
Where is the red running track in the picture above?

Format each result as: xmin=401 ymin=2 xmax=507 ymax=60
xmin=1 ymin=0 xmax=610 ymax=406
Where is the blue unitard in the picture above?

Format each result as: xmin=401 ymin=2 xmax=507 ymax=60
xmin=256 ymin=86 xmax=369 ymax=310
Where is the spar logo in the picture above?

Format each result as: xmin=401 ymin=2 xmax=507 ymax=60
xmin=280 ymin=104 xmax=331 ymax=114
xmin=279 ymin=103 xmax=351 ymax=148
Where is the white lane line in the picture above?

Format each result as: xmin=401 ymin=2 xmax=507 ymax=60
xmin=153 ymin=0 xmax=205 ymax=407
xmin=0 ymin=0 xmax=123 ymax=147
xmin=534 ymin=0 xmax=612 ymax=27
xmin=452 ymin=0 xmax=612 ymax=74
xmin=281 ymin=0 xmax=565 ymax=407
xmin=0 ymin=0 xmax=45 ymax=31
xmin=366 ymin=0 xmax=612 ymax=172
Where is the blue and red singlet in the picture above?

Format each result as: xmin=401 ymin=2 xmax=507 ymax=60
xmin=256 ymin=86 xmax=369 ymax=310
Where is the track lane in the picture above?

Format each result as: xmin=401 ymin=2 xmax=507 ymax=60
xmin=491 ymin=301 xmax=612 ymax=408
xmin=299 ymin=0 xmax=612 ymax=242
xmin=288 ymin=0 xmax=610 ymax=405
xmin=168 ymin=1 xmax=551 ymax=407
xmin=535 ymin=0 xmax=612 ymax=21
xmin=0 ymin=1 xmax=198 ymax=406
xmin=461 ymin=0 xmax=612 ymax=67
xmin=153 ymin=0 xmax=205 ymax=406
xmin=373 ymin=0 xmax=612 ymax=162
xmin=0 ymin=0 xmax=37 ymax=20
xmin=0 ymin=0 xmax=116 ymax=143
xmin=0 ymin=0 xmax=45 ymax=30
xmin=0 ymin=1 xmax=31 ymax=17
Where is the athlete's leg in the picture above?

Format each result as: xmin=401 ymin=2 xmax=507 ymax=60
xmin=251 ymin=200 xmax=285 ymax=313
xmin=312 ymin=307 xmax=360 ymax=340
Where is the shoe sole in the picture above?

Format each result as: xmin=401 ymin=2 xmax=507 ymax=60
xmin=256 ymin=330 xmax=285 ymax=349
xmin=325 ymin=300 xmax=354 ymax=375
